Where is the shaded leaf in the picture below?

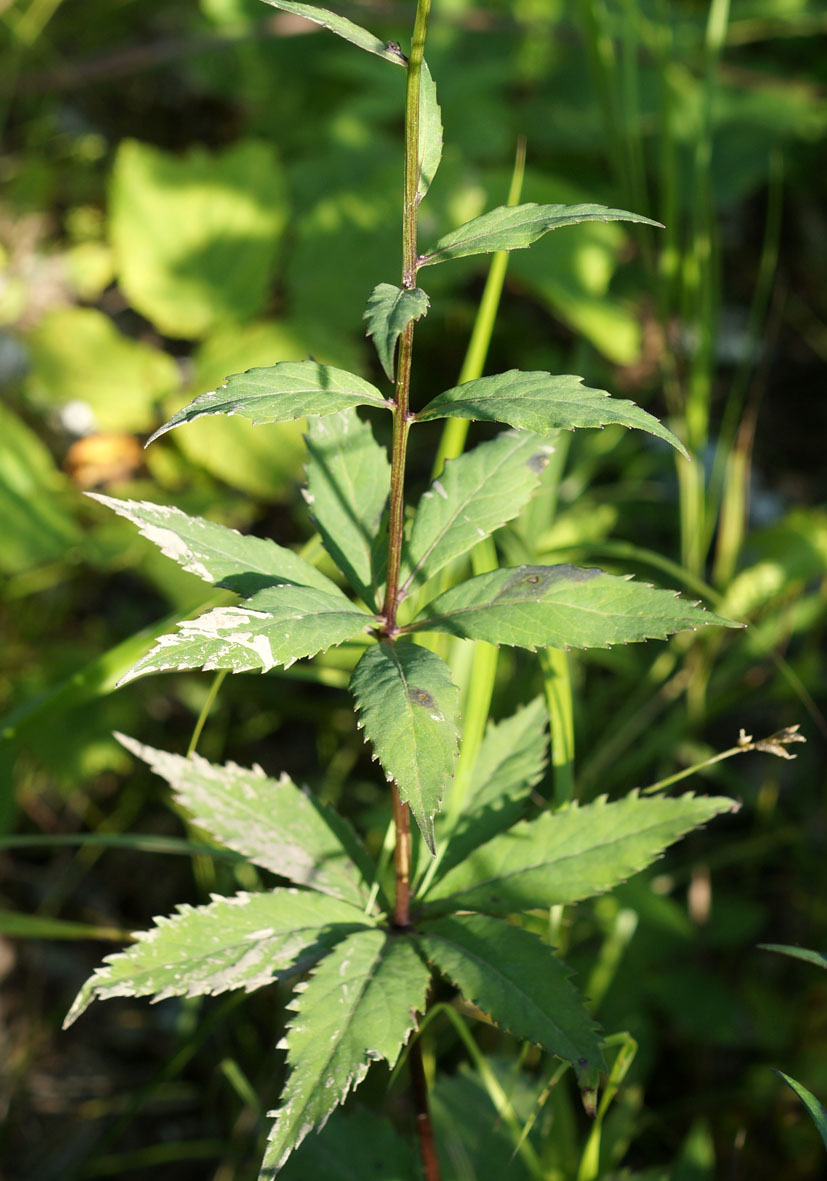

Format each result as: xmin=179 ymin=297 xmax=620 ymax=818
xmin=305 ymin=409 xmax=390 ymax=609
xmin=423 ymin=791 xmax=738 ymax=915
xmin=363 ymin=284 xmax=430 ymax=383
xmin=149 ymin=361 xmax=388 ymax=446
xmin=65 ymin=888 xmax=371 ymax=1027
xmin=774 ymin=1072 xmax=827 ymax=1151
xmin=118 ymin=736 xmax=374 ymax=906
xmin=417 ymin=914 xmax=604 ymax=1085
xmin=278 ymin=1106 xmax=418 ymax=1181
xmin=417 ymin=61 xmax=443 ymax=202
xmin=262 ymin=928 xmax=430 ymax=1174
xmin=417 ymin=371 xmax=686 ymax=458
xmin=120 ymin=587 xmax=373 ymax=684
xmin=350 ymin=642 xmax=460 ymax=853
xmin=400 ymin=432 xmax=553 ymax=599
xmin=260 ymin=1 xmax=407 ymax=66
xmin=419 ymin=202 xmax=662 ymax=267
xmin=408 ymin=565 xmax=737 ymax=650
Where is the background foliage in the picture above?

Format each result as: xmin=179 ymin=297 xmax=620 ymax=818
xmin=1 ymin=0 xmax=825 ymax=1177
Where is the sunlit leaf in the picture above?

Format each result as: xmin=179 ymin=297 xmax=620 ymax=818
xmin=260 ymin=1 xmax=408 ymax=66
xmin=363 ymin=283 xmax=430 ymax=382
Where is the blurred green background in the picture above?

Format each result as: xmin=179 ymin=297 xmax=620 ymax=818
xmin=0 ymin=1 xmax=825 ymax=1177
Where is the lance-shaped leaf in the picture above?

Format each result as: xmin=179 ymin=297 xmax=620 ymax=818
xmin=408 ymin=565 xmax=738 ymax=651
xmin=262 ymin=928 xmax=431 ymax=1174
xmin=88 ymin=494 xmax=339 ymax=596
xmin=305 ymin=409 xmax=390 ymax=609
xmin=774 ymin=1072 xmax=827 ymax=1151
xmin=64 ymin=888 xmax=372 ymax=1027
xmin=147 ymin=362 xmax=388 ymax=445
xmin=417 ymin=61 xmax=442 ymax=202
xmin=419 ymin=202 xmax=662 ymax=268
xmin=350 ymin=641 xmax=460 ymax=853
xmin=417 ymin=371 xmax=686 ymax=458
xmin=260 ymin=1 xmax=408 ymax=67
xmin=363 ymin=283 xmax=430 ymax=383
xmin=416 ymin=914 xmax=604 ymax=1087
xmin=400 ymin=431 xmax=553 ymax=599
xmin=117 ymin=735 xmax=374 ymax=906
xmin=120 ymin=586 xmax=374 ymax=684
xmin=423 ymin=791 xmax=739 ymax=915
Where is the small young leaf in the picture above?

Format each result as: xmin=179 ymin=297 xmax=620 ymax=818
xmin=759 ymin=944 xmax=827 ymax=971
xmin=774 ymin=1071 xmax=827 ymax=1151
xmin=363 ymin=283 xmax=430 ymax=383
xmin=419 ymin=202 xmax=662 ymax=267
xmin=147 ymin=361 xmax=388 ymax=445
xmin=423 ymin=791 xmax=738 ymax=915
xmin=262 ymin=928 xmax=431 ymax=1174
xmin=117 ymin=736 xmax=374 ymax=906
xmin=64 ymin=888 xmax=372 ymax=1027
xmin=350 ymin=641 xmax=460 ymax=853
xmin=88 ymin=494 xmax=340 ymax=596
xmin=417 ymin=371 xmax=687 ymax=458
xmin=417 ymin=61 xmax=443 ymax=202
xmin=260 ymin=2 xmax=407 ymax=66
xmin=305 ymin=409 xmax=390 ymax=608
xmin=408 ymin=565 xmax=738 ymax=650
xmin=400 ymin=431 xmax=553 ymax=598
xmin=120 ymin=586 xmax=374 ymax=684
xmin=416 ymin=914 xmax=605 ymax=1085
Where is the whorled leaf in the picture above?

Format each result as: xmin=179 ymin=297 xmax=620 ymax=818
xmin=64 ymin=888 xmax=372 ymax=1027
xmin=417 ymin=61 xmax=443 ymax=203
xmin=88 ymin=493 xmax=339 ymax=596
xmin=399 ymin=431 xmax=554 ymax=599
xmin=350 ymin=641 xmax=460 ymax=853
xmin=117 ymin=735 xmax=375 ymax=906
xmin=423 ymin=790 xmax=739 ymax=915
xmin=304 ymin=409 xmax=390 ymax=609
xmin=119 ymin=586 xmax=374 ymax=684
xmin=417 ymin=914 xmax=605 ymax=1088
xmin=147 ymin=362 xmax=388 ymax=445
xmin=407 ymin=564 xmax=738 ymax=650
xmin=261 ymin=928 xmax=431 ymax=1176
xmin=363 ymin=283 xmax=430 ymax=383
xmin=419 ymin=202 xmax=662 ymax=268
xmin=417 ymin=371 xmax=687 ymax=458
xmin=259 ymin=1 xmax=407 ymax=67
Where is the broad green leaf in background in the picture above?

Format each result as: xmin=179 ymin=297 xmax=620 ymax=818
xmin=305 ymin=409 xmax=390 ymax=609
xmin=417 ymin=61 xmax=443 ymax=202
xmin=149 ymin=362 xmax=388 ymax=445
xmin=417 ymin=371 xmax=687 ymax=458
xmin=262 ymin=928 xmax=431 ymax=1174
xmin=418 ymin=203 xmax=662 ymax=267
xmin=416 ymin=914 xmax=605 ymax=1085
xmin=408 ymin=565 xmax=737 ymax=650
xmin=399 ymin=431 xmax=553 ymax=598
xmin=424 ymin=791 xmax=738 ymax=914
xmin=260 ymin=1 xmax=408 ymax=67
xmin=64 ymin=889 xmax=372 ymax=1027
xmin=760 ymin=944 xmax=827 ymax=971
xmin=277 ymin=1106 xmax=419 ymax=1181
xmin=363 ymin=283 xmax=430 ymax=382
xmin=88 ymin=494 xmax=340 ymax=596
xmin=774 ymin=1071 xmax=827 ymax=1151
xmin=350 ymin=641 xmax=460 ymax=852
xmin=120 ymin=586 xmax=373 ymax=684
xmin=110 ymin=139 xmax=288 ymax=339
xmin=118 ymin=736 xmax=374 ymax=906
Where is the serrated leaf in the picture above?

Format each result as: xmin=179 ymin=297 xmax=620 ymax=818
xmin=64 ymin=888 xmax=371 ymax=1027
xmin=262 ymin=928 xmax=431 ymax=1175
xmin=350 ymin=642 xmax=460 ymax=853
xmin=423 ymin=791 xmax=738 ymax=915
xmin=88 ymin=494 xmax=340 ymax=597
xmin=408 ymin=565 xmax=738 ymax=650
xmin=120 ymin=586 xmax=373 ymax=684
xmin=147 ymin=362 xmax=388 ymax=446
xmin=363 ymin=284 xmax=430 ymax=383
xmin=417 ymin=61 xmax=442 ymax=202
xmin=419 ymin=202 xmax=662 ymax=268
xmin=417 ymin=371 xmax=687 ymax=458
xmin=400 ymin=432 xmax=553 ymax=599
xmin=774 ymin=1072 xmax=827 ymax=1151
xmin=260 ymin=1 xmax=408 ymax=66
xmin=417 ymin=914 xmax=605 ymax=1085
xmin=117 ymin=736 xmax=374 ymax=906
xmin=305 ymin=409 xmax=390 ymax=608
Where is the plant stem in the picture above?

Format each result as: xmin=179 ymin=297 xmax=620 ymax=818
xmin=392 ymin=783 xmax=411 ymax=927
xmin=408 ymin=1036 xmax=441 ymax=1181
